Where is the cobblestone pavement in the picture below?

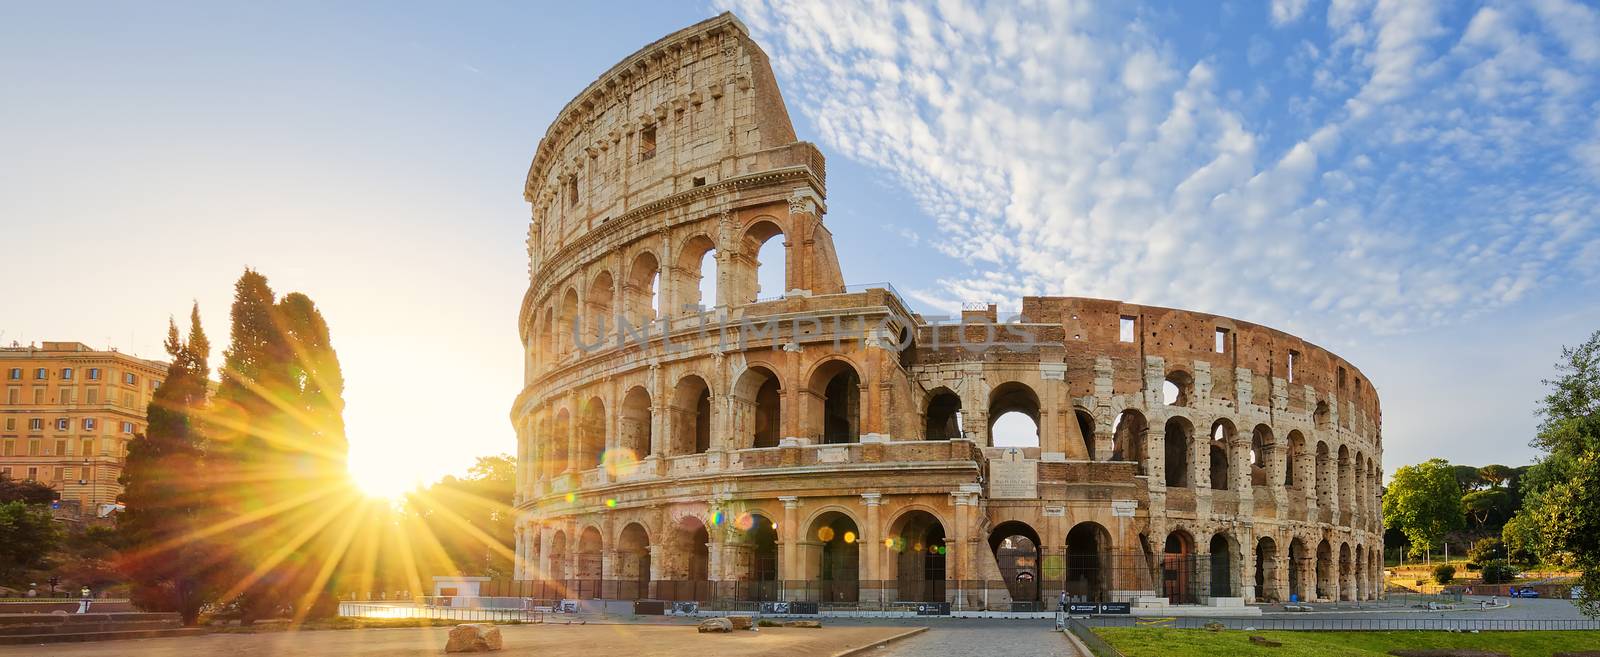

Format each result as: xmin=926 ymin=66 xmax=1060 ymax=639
xmin=866 ymin=620 xmax=1081 ymax=657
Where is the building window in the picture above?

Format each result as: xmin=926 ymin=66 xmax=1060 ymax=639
xmin=1214 ymin=328 xmax=1229 ymax=353
xmin=1119 ymin=316 xmax=1136 ymax=343
xmin=55 ymin=418 xmax=69 ymax=431
xmin=29 ymin=418 xmax=43 ymax=431
xmin=54 ymin=439 xmax=66 ymax=456
xmin=86 ymin=388 xmax=98 ymax=404
xmin=152 ymin=379 xmax=162 ymax=390
xmin=7 ymin=368 xmax=19 ymax=380
xmin=1288 ymin=350 xmax=1299 ymax=383
xmin=3 ymin=417 xmax=12 ymax=430
xmin=62 ymin=466 xmax=74 ymax=481
xmin=59 ymin=387 xmax=74 ymax=404
xmin=62 ymin=368 xmax=74 ymax=380
xmin=121 ymin=422 xmax=135 ymax=434
xmin=83 ymin=418 xmax=96 ymax=431
xmin=26 ymin=467 xmax=37 ymax=481
xmin=28 ymin=440 xmax=39 ymax=456
xmin=1 ymin=440 xmax=11 ymax=456
xmin=81 ymin=438 xmax=93 ymax=456
xmin=5 ymin=388 xmax=16 ymax=405
xmin=639 ymin=126 xmax=657 ymax=161
xmin=0 ymin=466 xmax=9 ymax=478
xmin=124 ymin=372 xmax=137 ymax=385
xmin=32 ymin=388 xmax=43 ymax=404
xmin=88 ymin=367 xmax=100 ymax=380
xmin=35 ymin=368 xmax=47 ymax=380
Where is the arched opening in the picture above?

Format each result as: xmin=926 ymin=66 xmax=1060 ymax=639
xmin=924 ymin=388 xmax=963 ymax=440
xmin=670 ymin=375 xmax=712 ymax=455
xmin=808 ymin=360 xmax=861 ymax=444
xmin=662 ymin=516 xmax=710 ymax=601
xmin=1250 ymin=425 xmax=1272 ymax=487
xmin=1285 ymin=431 xmax=1305 ymax=488
xmin=1256 ymin=537 xmax=1281 ymax=602
xmin=624 ymin=251 xmax=661 ymax=328
xmin=547 ymin=529 xmax=569 ymax=581
xmin=1208 ymin=533 xmax=1235 ymax=598
xmin=619 ymin=386 xmax=652 ymax=463
xmin=732 ymin=366 xmax=782 ymax=449
xmin=887 ymin=511 xmax=947 ymax=603
xmin=1162 ymin=530 xmax=1195 ymax=604
xmin=1112 ymin=410 xmax=1148 ymax=474
xmin=1314 ymin=400 xmax=1330 ymax=429
xmin=733 ymin=513 xmax=779 ymax=600
xmin=1338 ymin=444 xmax=1352 ymax=508
xmin=575 ymin=526 xmax=604 ymax=597
xmin=744 ymin=220 xmax=786 ymax=303
xmin=586 ymin=271 xmax=614 ymax=344
xmin=1316 ymin=441 xmax=1333 ymax=505
xmin=549 ymin=409 xmax=571 ymax=477
xmin=1164 ymin=417 xmax=1193 ymax=488
xmin=1288 ymin=537 xmax=1308 ymax=602
xmin=1316 ymin=539 xmax=1334 ymax=601
xmin=676 ymin=235 xmax=717 ymax=314
xmin=989 ymin=521 xmax=1042 ymax=606
xmin=538 ymin=309 xmax=554 ymax=372
xmin=1354 ymin=544 xmax=1367 ymax=601
xmin=1209 ymin=420 xmax=1234 ymax=491
xmin=1075 ymin=409 xmax=1097 ymax=460
xmin=558 ymin=288 xmax=580 ymax=356
xmin=1164 ymin=370 xmax=1193 ymax=406
xmin=577 ymin=396 xmax=606 ymax=471
xmin=988 ymin=382 xmax=1041 ymax=448
xmin=1066 ymin=522 xmax=1113 ymax=603
xmin=616 ymin=523 xmax=651 ymax=600
xmin=1338 ymin=542 xmax=1353 ymax=601
xmin=807 ymin=511 xmax=860 ymax=603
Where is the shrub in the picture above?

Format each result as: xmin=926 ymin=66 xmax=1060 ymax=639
xmin=1468 ymin=538 xmax=1506 ymax=566
xmin=1433 ymin=564 xmax=1457 ymax=585
xmin=1480 ymin=560 xmax=1515 ymax=584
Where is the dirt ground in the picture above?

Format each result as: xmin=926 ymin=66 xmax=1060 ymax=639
xmin=0 ymin=623 xmax=920 ymax=657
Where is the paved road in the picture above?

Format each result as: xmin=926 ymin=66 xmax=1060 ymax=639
xmin=870 ymin=621 xmax=1081 ymax=657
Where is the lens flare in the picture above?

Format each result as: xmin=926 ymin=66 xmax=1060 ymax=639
xmin=601 ymin=448 xmax=639 ymax=477
xmin=816 ymin=526 xmax=835 ymax=542
xmin=843 ymin=530 xmax=856 ymax=544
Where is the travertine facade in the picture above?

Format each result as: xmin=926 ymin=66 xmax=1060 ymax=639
xmin=511 ymin=13 xmax=1382 ymax=608
xmin=1 ymin=341 xmax=167 ymax=515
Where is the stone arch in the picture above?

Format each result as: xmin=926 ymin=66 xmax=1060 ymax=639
xmin=1288 ymin=536 xmax=1309 ymax=602
xmin=675 ymin=233 xmax=718 ymax=313
xmin=1250 ymin=424 xmax=1273 ymax=487
xmin=1354 ymin=543 xmax=1367 ymax=601
xmin=886 ymin=509 xmax=947 ymax=603
xmin=1164 ymin=369 xmax=1194 ymax=406
xmin=1338 ymin=542 xmax=1354 ymax=601
xmin=1066 ymin=521 xmax=1113 ymax=602
xmin=586 ymin=269 xmax=615 ymax=343
xmin=1314 ymin=400 xmax=1331 ymax=430
xmin=1316 ymin=441 xmax=1333 ymax=506
xmin=547 ymin=529 xmax=569 ymax=581
xmin=1209 ymin=419 xmax=1235 ymax=491
xmin=669 ymin=374 xmax=712 ymax=455
xmin=740 ymin=218 xmax=787 ymax=303
xmin=616 ymin=522 xmax=651 ymax=599
xmin=1112 ymin=409 xmax=1149 ymax=474
xmin=732 ymin=364 xmax=782 ymax=449
xmin=558 ymin=287 xmax=580 ymax=356
xmin=1074 ymin=408 xmax=1097 ymax=461
xmin=624 ymin=249 xmax=661 ymax=327
xmin=804 ymin=510 xmax=861 ymax=602
xmin=1162 ymin=529 xmax=1197 ymax=604
xmin=806 ymin=357 xmax=861 ymax=444
xmin=730 ymin=511 xmax=779 ymax=596
xmin=1285 ymin=430 xmax=1306 ymax=489
xmin=661 ymin=515 xmax=710 ymax=600
xmin=924 ymin=387 xmax=963 ymax=440
xmin=1208 ymin=532 xmax=1240 ymax=598
xmin=577 ymin=395 xmax=606 ymax=471
xmin=1316 ymin=538 xmax=1334 ymax=601
xmin=1338 ymin=444 xmax=1353 ymax=509
xmin=549 ymin=408 xmax=572 ymax=478
xmin=619 ymin=386 xmax=652 ymax=461
xmin=1255 ymin=536 xmax=1282 ymax=602
xmin=1164 ymin=416 xmax=1194 ymax=488
xmin=575 ymin=525 xmax=604 ymax=583
xmin=988 ymin=381 xmax=1041 ymax=448
xmin=989 ymin=520 xmax=1042 ymax=604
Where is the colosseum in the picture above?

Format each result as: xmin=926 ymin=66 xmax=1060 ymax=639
xmin=510 ymin=13 xmax=1383 ymax=612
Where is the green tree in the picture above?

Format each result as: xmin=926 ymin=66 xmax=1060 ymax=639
xmin=0 ymin=500 xmax=59 ymax=583
xmin=1462 ymin=488 xmax=1514 ymax=529
xmin=117 ymin=307 xmax=214 ymax=624
xmin=1501 ymin=511 xmax=1541 ymax=565
xmin=0 ymin=475 xmax=57 ymax=505
xmin=1518 ymin=329 xmax=1600 ymax=616
xmin=1452 ymin=464 xmax=1485 ymax=494
xmin=1478 ymin=464 xmax=1514 ymax=489
xmin=409 ymin=455 xmax=516 ymax=579
xmin=1383 ymin=458 xmax=1465 ymax=559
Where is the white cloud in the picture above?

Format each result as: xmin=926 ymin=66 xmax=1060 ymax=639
xmin=1271 ymin=0 xmax=1312 ymax=26
xmin=720 ymin=0 xmax=1600 ymax=339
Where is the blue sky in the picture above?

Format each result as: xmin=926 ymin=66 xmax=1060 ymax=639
xmin=2 ymin=1 xmax=1597 ymax=492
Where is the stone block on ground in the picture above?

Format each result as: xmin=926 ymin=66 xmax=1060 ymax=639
xmin=697 ymin=618 xmax=733 ymax=633
xmin=782 ymin=619 xmax=822 ymax=628
xmin=727 ymin=615 xmax=753 ymax=630
xmin=1249 ymin=636 xmax=1282 ymax=647
xmin=445 ymin=623 xmax=503 ymax=652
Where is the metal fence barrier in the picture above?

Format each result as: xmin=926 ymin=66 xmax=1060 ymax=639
xmin=338 ymin=602 xmax=544 ymax=623
xmin=1067 ymin=619 xmax=1128 ymax=657
xmin=1081 ymin=616 xmax=1600 ymax=631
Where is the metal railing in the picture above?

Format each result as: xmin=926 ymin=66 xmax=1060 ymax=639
xmin=1067 ymin=619 xmax=1128 ymax=657
xmin=338 ymin=602 xmax=543 ymax=623
xmin=1081 ymin=616 xmax=1600 ymax=631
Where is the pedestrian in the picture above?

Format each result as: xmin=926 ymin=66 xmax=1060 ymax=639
xmin=76 ymin=586 xmax=92 ymax=614
xmin=1059 ymin=590 xmax=1069 ymax=612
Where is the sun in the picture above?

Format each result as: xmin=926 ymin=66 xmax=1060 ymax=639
xmin=348 ymin=461 xmax=418 ymax=500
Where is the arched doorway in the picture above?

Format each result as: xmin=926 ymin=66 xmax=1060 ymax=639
xmin=1256 ymin=537 xmax=1281 ymax=602
xmin=577 ymin=396 xmax=606 ymax=471
xmin=624 ymin=251 xmax=660 ymax=327
xmin=1316 ymin=539 xmax=1334 ymax=601
xmin=1208 ymin=533 xmax=1235 ymax=598
xmin=1250 ymin=425 xmax=1273 ymax=487
xmin=808 ymin=360 xmax=860 ymax=444
xmin=732 ymin=366 xmax=782 ymax=449
xmin=1066 ymin=522 xmax=1112 ymax=602
xmin=1288 ymin=537 xmax=1308 ymax=602
xmin=988 ymin=382 xmax=1041 ymax=448
xmin=1112 ymin=410 xmax=1148 ymax=474
xmin=619 ymin=386 xmax=652 ymax=462
xmin=806 ymin=511 xmax=860 ymax=603
xmin=743 ymin=220 xmax=786 ymax=303
xmin=733 ymin=513 xmax=779 ymax=601
xmin=547 ymin=529 xmax=569 ymax=583
xmin=663 ymin=516 xmax=710 ymax=601
xmin=1075 ymin=409 xmax=1097 ymax=460
xmin=924 ymin=388 xmax=963 ymax=440
xmin=1209 ymin=420 xmax=1234 ymax=490
xmin=1339 ymin=542 xmax=1353 ymax=601
xmin=1164 ymin=370 xmax=1193 ymax=406
xmin=575 ymin=526 xmax=604 ymax=598
xmin=676 ymin=234 xmax=717 ymax=313
xmin=670 ymin=375 xmax=712 ymax=455
xmin=549 ymin=409 xmax=571 ymax=477
xmin=1164 ymin=417 xmax=1193 ymax=488
xmin=887 ymin=510 xmax=947 ymax=603
xmin=1162 ymin=530 xmax=1195 ymax=604
xmin=989 ymin=520 xmax=1042 ymax=608
xmin=586 ymin=270 xmax=614 ymax=344
xmin=616 ymin=523 xmax=651 ymax=600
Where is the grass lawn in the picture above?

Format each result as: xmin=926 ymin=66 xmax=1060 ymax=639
xmin=1096 ymin=627 xmax=1600 ymax=657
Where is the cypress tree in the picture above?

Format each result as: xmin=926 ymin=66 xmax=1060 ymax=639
xmin=118 ymin=306 xmax=212 ymax=624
